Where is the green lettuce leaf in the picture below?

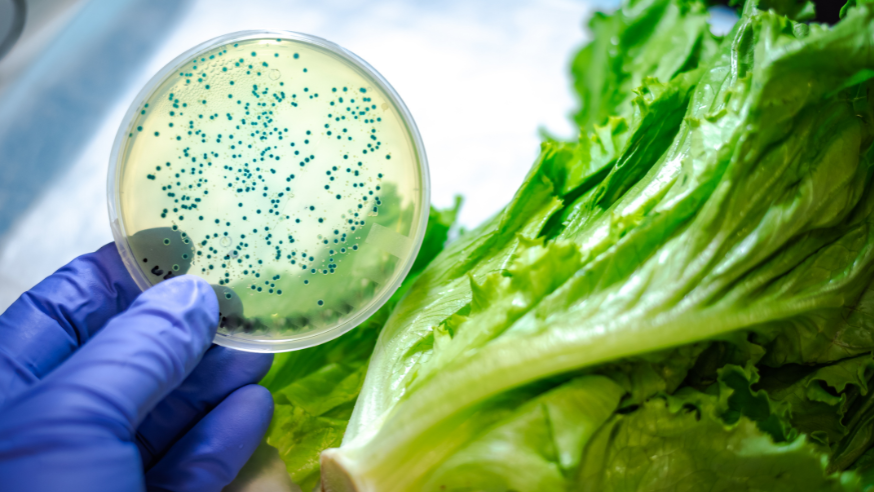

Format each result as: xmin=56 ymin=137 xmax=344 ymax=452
xmin=423 ymin=376 xmax=625 ymax=492
xmin=260 ymin=203 xmax=459 ymax=490
xmin=571 ymin=0 xmax=716 ymax=130
xmin=756 ymin=354 xmax=874 ymax=449
xmin=575 ymin=396 xmax=856 ymax=492
xmin=318 ymin=3 xmax=874 ymax=491
xmin=254 ymin=1 xmax=874 ymax=490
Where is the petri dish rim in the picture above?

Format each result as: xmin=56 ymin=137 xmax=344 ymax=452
xmin=107 ymin=30 xmax=430 ymax=353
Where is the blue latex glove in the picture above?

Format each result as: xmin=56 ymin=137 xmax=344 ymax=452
xmin=0 ymin=243 xmax=275 ymax=492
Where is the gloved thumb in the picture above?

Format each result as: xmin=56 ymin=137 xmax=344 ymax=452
xmin=20 ymin=275 xmax=219 ymax=435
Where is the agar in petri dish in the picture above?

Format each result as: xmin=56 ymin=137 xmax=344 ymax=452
xmin=108 ymin=31 xmax=429 ymax=352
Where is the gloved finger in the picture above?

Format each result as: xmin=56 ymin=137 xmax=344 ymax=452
xmin=136 ymin=345 xmax=274 ymax=469
xmin=0 ymin=243 xmax=140 ymax=407
xmin=145 ymin=384 xmax=274 ymax=492
xmin=5 ymin=275 xmax=219 ymax=436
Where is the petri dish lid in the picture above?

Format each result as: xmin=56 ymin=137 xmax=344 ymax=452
xmin=108 ymin=31 xmax=430 ymax=352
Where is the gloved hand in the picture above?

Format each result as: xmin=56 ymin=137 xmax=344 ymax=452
xmin=0 ymin=243 xmax=275 ymax=492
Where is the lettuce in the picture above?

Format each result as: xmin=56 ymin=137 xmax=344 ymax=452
xmin=260 ymin=203 xmax=460 ymax=491
xmin=262 ymin=1 xmax=874 ymax=490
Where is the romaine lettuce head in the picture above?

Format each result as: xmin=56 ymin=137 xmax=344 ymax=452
xmin=265 ymin=0 xmax=874 ymax=490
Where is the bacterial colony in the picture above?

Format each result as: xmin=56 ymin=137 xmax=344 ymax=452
xmin=117 ymin=37 xmax=425 ymax=342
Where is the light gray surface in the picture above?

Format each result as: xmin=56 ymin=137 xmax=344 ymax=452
xmin=0 ymin=0 xmax=599 ymax=309
xmin=224 ymin=441 xmax=300 ymax=492
xmin=0 ymin=1 xmax=19 ymax=56
xmin=0 ymin=0 xmax=192 ymax=307
xmin=0 ymin=0 xmax=89 ymax=92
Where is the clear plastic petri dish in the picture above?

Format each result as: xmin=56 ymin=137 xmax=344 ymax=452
xmin=108 ymin=31 xmax=430 ymax=352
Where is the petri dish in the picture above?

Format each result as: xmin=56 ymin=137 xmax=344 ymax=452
xmin=107 ymin=31 xmax=430 ymax=352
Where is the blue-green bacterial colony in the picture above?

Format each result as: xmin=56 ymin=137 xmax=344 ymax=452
xmin=117 ymin=37 xmax=426 ymax=342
